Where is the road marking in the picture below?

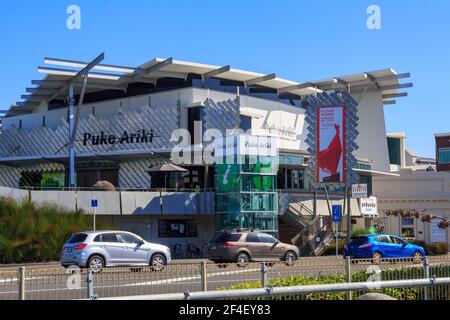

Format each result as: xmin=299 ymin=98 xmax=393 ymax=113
xmin=115 ymin=268 xmax=260 ymax=287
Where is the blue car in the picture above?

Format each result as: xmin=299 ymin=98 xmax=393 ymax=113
xmin=344 ymin=234 xmax=426 ymax=263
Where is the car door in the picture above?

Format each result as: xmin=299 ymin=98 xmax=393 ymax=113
xmin=244 ymin=233 xmax=266 ymax=260
xmin=118 ymin=233 xmax=149 ymax=265
xmin=101 ymin=233 xmax=126 ymax=265
xmin=376 ymin=235 xmax=394 ymax=257
xmin=258 ymin=234 xmax=284 ymax=259
xmin=390 ymin=236 xmax=408 ymax=258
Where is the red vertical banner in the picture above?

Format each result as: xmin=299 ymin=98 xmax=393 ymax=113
xmin=316 ymin=106 xmax=346 ymax=184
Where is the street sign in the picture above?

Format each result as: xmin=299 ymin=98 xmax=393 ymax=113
xmin=332 ymin=205 xmax=342 ymax=223
xmin=352 ymin=184 xmax=368 ymax=199
xmin=360 ymin=196 xmax=378 ymax=218
xmin=91 ymin=199 xmax=98 ymax=208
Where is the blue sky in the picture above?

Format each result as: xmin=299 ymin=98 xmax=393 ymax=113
xmin=0 ymin=0 xmax=448 ymax=158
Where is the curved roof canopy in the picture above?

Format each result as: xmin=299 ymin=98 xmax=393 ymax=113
xmin=4 ymin=55 xmax=412 ymax=117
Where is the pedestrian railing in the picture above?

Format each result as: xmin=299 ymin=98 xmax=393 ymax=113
xmin=1 ymin=256 xmax=450 ymax=300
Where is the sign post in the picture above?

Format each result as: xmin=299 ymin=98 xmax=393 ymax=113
xmin=91 ymin=199 xmax=98 ymax=231
xmin=332 ymin=205 xmax=342 ymax=259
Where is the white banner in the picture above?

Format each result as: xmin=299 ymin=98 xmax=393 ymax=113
xmin=431 ymin=219 xmax=447 ymax=243
xmin=352 ymin=184 xmax=368 ymax=199
xmin=360 ymin=196 xmax=378 ymax=218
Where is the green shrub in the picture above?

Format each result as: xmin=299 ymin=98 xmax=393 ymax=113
xmin=351 ymin=228 xmax=372 ymax=236
xmin=412 ymin=241 xmax=448 ymax=256
xmin=322 ymin=239 xmax=346 ymax=255
xmin=222 ymin=266 xmax=450 ymax=300
xmin=0 ymin=197 xmax=113 ymax=264
xmin=429 ymin=242 xmax=449 ymax=255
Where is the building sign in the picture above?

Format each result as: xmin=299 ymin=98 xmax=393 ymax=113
xmin=431 ymin=219 xmax=447 ymax=243
xmin=352 ymin=184 xmax=368 ymax=199
xmin=83 ymin=130 xmax=155 ymax=146
xmin=317 ymin=106 xmax=346 ymax=183
xmin=260 ymin=123 xmax=297 ymax=139
xmin=360 ymin=196 xmax=378 ymax=218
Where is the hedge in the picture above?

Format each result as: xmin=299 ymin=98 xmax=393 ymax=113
xmin=223 ymin=265 xmax=450 ymax=300
xmin=413 ymin=240 xmax=449 ymax=256
xmin=0 ymin=197 xmax=112 ymax=264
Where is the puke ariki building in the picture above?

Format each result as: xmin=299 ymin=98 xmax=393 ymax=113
xmin=0 ymin=56 xmax=412 ymax=257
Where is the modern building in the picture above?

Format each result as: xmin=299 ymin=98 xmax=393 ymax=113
xmin=374 ymin=133 xmax=450 ymax=249
xmin=0 ymin=56 xmax=412 ymax=256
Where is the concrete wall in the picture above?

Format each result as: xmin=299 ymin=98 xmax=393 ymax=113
xmin=0 ymin=186 xmax=29 ymax=202
xmin=98 ymin=214 xmax=215 ymax=257
xmin=351 ymin=91 xmax=391 ymax=172
xmin=0 ymin=187 xmax=214 ymax=216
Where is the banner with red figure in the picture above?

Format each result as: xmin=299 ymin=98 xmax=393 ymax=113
xmin=317 ymin=106 xmax=346 ymax=184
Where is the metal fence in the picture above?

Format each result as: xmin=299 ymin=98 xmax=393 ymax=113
xmin=1 ymin=256 xmax=450 ymax=300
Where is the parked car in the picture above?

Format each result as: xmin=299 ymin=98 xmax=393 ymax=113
xmin=344 ymin=234 xmax=426 ymax=264
xmin=60 ymin=231 xmax=171 ymax=272
xmin=207 ymin=230 xmax=299 ymax=266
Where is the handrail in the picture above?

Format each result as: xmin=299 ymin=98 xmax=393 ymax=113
xmin=291 ymin=214 xmax=321 ymax=245
xmin=96 ymin=277 xmax=450 ymax=300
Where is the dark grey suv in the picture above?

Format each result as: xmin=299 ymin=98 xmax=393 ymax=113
xmin=207 ymin=231 xmax=299 ymax=265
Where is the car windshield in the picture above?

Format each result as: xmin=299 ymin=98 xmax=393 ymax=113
xmin=349 ymin=236 xmax=368 ymax=245
xmin=67 ymin=233 xmax=88 ymax=244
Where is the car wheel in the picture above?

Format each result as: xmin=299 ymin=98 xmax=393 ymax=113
xmin=372 ymin=251 xmax=383 ymax=265
xmin=284 ymin=251 xmax=298 ymax=266
xmin=236 ymin=252 xmax=250 ymax=267
xmin=87 ymin=255 xmax=105 ymax=273
xmin=412 ymin=251 xmax=423 ymax=264
xmin=150 ymin=254 xmax=167 ymax=272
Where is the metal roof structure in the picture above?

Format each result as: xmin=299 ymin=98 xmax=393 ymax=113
xmin=4 ymin=55 xmax=413 ymax=117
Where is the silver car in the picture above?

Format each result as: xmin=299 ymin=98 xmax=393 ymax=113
xmin=60 ymin=231 xmax=171 ymax=272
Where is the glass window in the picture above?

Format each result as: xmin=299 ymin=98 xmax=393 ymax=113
xmin=258 ymin=234 xmax=277 ymax=244
xmin=402 ymin=218 xmax=414 ymax=226
xmin=187 ymin=107 xmax=202 ymax=145
xmin=101 ymin=234 xmax=119 ymax=243
xmin=240 ymin=115 xmax=252 ymax=132
xmin=376 ymin=236 xmax=392 ymax=243
xmin=439 ymin=148 xmax=450 ymax=164
xmin=212 ymin=233 xmax=243 ymax=243
xmin=390 ymin=236 xmax=406 ymax=245
xmin=158 ymin=220 xmax=198 ymax=238
xmin=349 ymin=236 xmax=368 ymax=245
xmin=246 ymin=234 xmax=260 ymax=243
xmin=67 ymin=234 xmax=88 ymax=244
xmin=387 ymin=137 xmax=401 ymax=165
xmin=285 ymin=155 xmax=303 ymax=165
xmin=118 ymin=234 xmax=141 ymax=244
xmin=94 ymin=235 xmax=102 ymax=242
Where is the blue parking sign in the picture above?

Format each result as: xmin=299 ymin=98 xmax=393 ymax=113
xmin=332 ymin=205 xmax=342 ymax=223
xmin=91 ymin=199 xmax=98 ymax=208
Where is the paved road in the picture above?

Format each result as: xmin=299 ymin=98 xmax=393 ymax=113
xmin=1 ymin=256 xmax=449 ymax=300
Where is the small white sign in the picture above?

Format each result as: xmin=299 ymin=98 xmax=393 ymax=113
xmin=360 ymin=196 xmax=378 ymax=218
xmin=352 ymin=184 xmax=368 ymax=199
xmin=431 ymin=220 xmax=447 ymax=243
